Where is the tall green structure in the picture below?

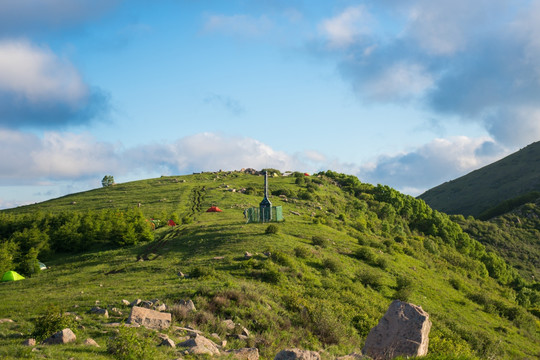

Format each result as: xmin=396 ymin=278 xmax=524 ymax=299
xmin=245 ymin=171 xmax=284 ymax=224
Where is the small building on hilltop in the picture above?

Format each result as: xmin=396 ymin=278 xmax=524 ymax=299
xmin=245 ymin=171 xmax=284 ymax=223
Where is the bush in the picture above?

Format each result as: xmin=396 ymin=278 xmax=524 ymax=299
xmin=32 ymin=304 xmax=75 ymax=342
xmin=191 ymin=265 xmax=216 ymax=278
xmin=357 ymin=269 xmax=384 ymax=290
xmin=322 ymin=257 xmax=343 ymax=273
xmin=265 ymin=224 xmax=279 ymax=234
xmin=107 ymin=325 xmax=156 ymax=360
xmin=395 ymin=275 xmax=415 ymax=301
xmin=312 ymin=235 xmax=329 ymax=248
xmin=181 ymin=215 xmax=193 ymax=224
xmin=355 ymin=246 xmax=376 ymax=263
xmin=294 ymin=246 xmax=310 ymax=258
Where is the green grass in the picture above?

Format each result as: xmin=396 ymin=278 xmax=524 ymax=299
xmin=0 ymin=171 xmax=539 ymax=359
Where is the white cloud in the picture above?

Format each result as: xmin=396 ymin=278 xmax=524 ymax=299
xmin=202 ymin=14 xmax=273 ymax=37
xmin=0 ymin=40 xmax=110 ymax=127
xmin=318 ymin=6 xmax=372 ymax=49
xmin=0 ymin=40 xmax=86 ymax=104
xmin=360 ymin=136 xmax=508 ymax=195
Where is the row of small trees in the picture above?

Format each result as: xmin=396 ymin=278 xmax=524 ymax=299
xmin=0 ymin=208 xmax=153 ymax=276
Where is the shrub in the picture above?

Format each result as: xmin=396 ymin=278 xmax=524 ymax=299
xmin=352 ymin=313 xmax=378 ymax=337
xmin=270 ymin=251 xmax=295 ymax=267
xmin=395 ymin=275 xmax=415 ymax=301
xmin=298 ymin=191 xmax=313 ymax=200
xmin=107 ymin=325 xmax=156 ymax=360
xmin=294 ymin=246 xmax=310 ymax=258
xmin=355 ymin=246 xmax=376 ymax=263
xmin=322 ymin=257 xmax=343 ymax=273
xmin=265 ymin=224 xmax=279 ymax=234
xmin=312 ymin=235 xmax=329 ymax=248
xmin=191 ymin=265 xmax=216 ymax=278
xmin=32 ymin=304 xmax=75 ymax=342
xmin=181 ymin=215 xmax=193 ymax=224
xmin=449 ymin=278 xmax=463 ymax=291
xmin=374 ymin=256 xmax=389 ymax=269
xmin=357 ymin=269 xmax=384 ymax=290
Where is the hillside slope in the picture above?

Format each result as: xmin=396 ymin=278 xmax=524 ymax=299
xmin=418 ymin=141 xmax=540 ymax=217
xmin=0 ymin=171 xmax=538 ymax=359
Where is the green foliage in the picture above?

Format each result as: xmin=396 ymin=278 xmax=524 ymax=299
xmin=322 ymin=257 xmax=343 ymax=273
xmin=101 ymin=175 xmax=115 ymax=187
xmin=107 ymin=325 xmax=156 ymax=360
xmin=265 ymin=224 xmax=279 ymax=234
xmin=311 ymin=235 xmax=329 ymax=248
xmin=357 ymin=269 xmax=384 ymax=290
xmin=294 ymin=246 xmax=310 ymax=258
xmin=32 ymin=304 xmax=75 ymax=342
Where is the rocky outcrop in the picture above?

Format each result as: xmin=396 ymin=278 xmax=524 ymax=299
xmin=274 ymin=349 xmax=321 ymax=360
xmin=362 ymin=300 xmax=431 ymax=360
xmin=127 ymin=306 xmax=171 ymax=330
xmin=43 ymin=328 xmax=77 ymax=345
xmin=178 ymin=334 xmax=220 ymax=355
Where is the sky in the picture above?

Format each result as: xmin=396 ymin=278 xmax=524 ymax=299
xmin=1 ymin=0 xmax=540 ymax=209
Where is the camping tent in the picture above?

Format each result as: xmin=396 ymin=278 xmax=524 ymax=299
xmin=38 ymin=262 xmax=47 ymax=270
xmin=167 ymin=219 xmax=177 ymax=226
xmin=206 ymin=206 xmax=223 ymax=212
xmin=1 ymin=271 xmax=25 ymax=282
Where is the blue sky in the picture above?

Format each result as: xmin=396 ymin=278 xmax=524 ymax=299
xmin=1 ymin=0 xmax=540 ymax=209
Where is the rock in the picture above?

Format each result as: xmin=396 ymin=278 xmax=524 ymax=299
xmin=362 ymin=300 xmax=431 ymax=360
xmin=127 ymin=306 xmax=171 ymax=330
xmin=44 ymin=328 xmax=76 ymax=345
xmin=160 ymin=337 xmax=176 ymax=348
xmin=22 ymin=338 xmax=36 ymax=346
xmin=177 ymin=299 xmax=196 ymax=312
xmin=178 ymin=334 xmax=220 ymax=356
xmin=223 ymin=319 xmax=236 ymax=331
xmin=226 ymin=348 xmax=260 ymax=360
xmin=274 ymin=349 xmax=320 ymax=360
xmin=240 ymin=326 xmax=250 ymax=337
xmin=0 ymin=319 xmax=14 ymax=323
xmin=84 ymin=338 xmax=100 ymax=347
xmin=122 ymin=299 xmax=130 ymax=306
xmin=244 ymin=251 xmax=253 ymax=259
xmin=231 ymin=334 xmax=249 ymax=341
xmin=156 ymin=303 xmax=167 ymax=312
xmin=130 ymin=299 xmax=142 ymax=307
xmin=177 ymin=271 xmax=185 ymax=278
xmin=89 ymin=307 xmax=109 ymax=318
xmin=174 ymin=326 xmax=203 ymax=336
xmin=140 ymin=300 xmax=154 ymax=308
xmin=110 ymin=307 xmax=123 ymax=316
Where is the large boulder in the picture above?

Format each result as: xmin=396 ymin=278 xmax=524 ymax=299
xmin=178 ymin=334 xmax=220 ymax=356
xmin=362 ymin=300 xmax=431 ymax=360
xmin=43 ymin=328 xmax=76 ymax=345
xmin=274 ymin=349 xmax=321 ymax=360
xmin=127 ymin=306 xmax=171 ymax=330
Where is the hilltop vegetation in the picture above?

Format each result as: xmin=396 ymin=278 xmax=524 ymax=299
xmin=0 ymin=171 xmax=538 ymax=359
xmin=419 ymin=141 xmax=540 ymax=218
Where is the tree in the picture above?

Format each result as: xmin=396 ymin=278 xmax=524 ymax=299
xmin=102 ymin=175 xmax=115 ymax=187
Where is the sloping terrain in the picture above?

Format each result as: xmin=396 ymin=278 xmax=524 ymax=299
xmin=418 ymin=141 xmax=540 ymax=218
xmin=0 ymin=171 xmax=538 ymax=359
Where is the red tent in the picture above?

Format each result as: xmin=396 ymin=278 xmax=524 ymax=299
xmin=206 ymin=206 xmax=223 ymax=212
xmin=304 ymin=173 xmax=310 ymax=176
xmin=167 ymin=220 xmax=176 ymax=226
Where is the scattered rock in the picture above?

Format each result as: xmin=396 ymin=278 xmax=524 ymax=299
xmin=213 ymin=256 xmax=225 ymax=260
xmin=160 ymin=337 xmax=176 ymax=348
xmin=109 ymin=307 xmax=123 ymax=316
xmin=127 ymin=306 xmax=171 ymax=330
xmin=177 ymin=271 xmax=185 ymax=278
xmin=274 ymin=349 xmax=320 ymax=360
xmin=223 ymin=319 xmax=236 ymax=331
xmin=156 ymin=303 xmax=167 ymax=312
xmin=140 ymin=300 xmax=154 ymax=309
xmin=122 ymin=299 xmax=130 ymax=306
xmin=174 ymin=326 xmax=203 ymax=336
xmin=84 ymin=338 xmax=100 ymax=347
xmin=89 ymin=307 xmax=109 ymax=318
xmin=240 ymin=326 xmax=250 ymax=337
xmin=0 ymin=319 xmax=14 ymax=323
xmin=244 ymin=251 xmax=253 ymax=259
xmin=226 ymin=347 xmax=260 ymax=360
xmin=290 ymin=211 xmax=301 ymax=216
xmin=178 ymin=334 xmax=220 ymax=356
xmin=336 ymin=353 xmax=369 ymax=360
xmin=130 ymin=299 xmax=142 ymax=307
xmin=362 ymin=300 xmax=431 ymax=360
xmin=44 ymin=328 xmax=77 ymax=345
xmin=231 ymin=334 xmax=249 ymax=341
xmin=177 ymin=299 xmax=196 ymax=312
xmin=22 ymin=338 xmax=36 ymax=346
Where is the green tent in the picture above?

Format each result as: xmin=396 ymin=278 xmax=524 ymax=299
xmin=1 ymin=271 xmax=25 ymax=282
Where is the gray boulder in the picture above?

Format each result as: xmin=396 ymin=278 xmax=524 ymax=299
xmin=44 ymin=328 xmax=76 ymax=345
xmin=178 ymin=334 xmax=220 ymax=356
xmin=127 ymin=306 xmax=171 ymax=330
xmin=362 ymin=300 xmax=431 ymax=360
xmin=274 ymin=349 xmax=320 ymax=360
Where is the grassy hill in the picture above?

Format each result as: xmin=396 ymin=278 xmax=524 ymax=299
xmin=0 ymin=171 xmax=538 ymax=359
xmin=418 ymin=141 xmax=540 ymax=218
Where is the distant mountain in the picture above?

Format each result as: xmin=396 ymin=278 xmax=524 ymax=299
xmin=418 ymin=141 xmax=540 ymax=218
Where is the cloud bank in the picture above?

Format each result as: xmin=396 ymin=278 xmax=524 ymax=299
xmin=321 ymin=0 xmax=540 ymax=146
xmin=0 ymin=40 xmax=110 ymax=128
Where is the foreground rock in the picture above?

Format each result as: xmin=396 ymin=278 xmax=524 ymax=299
xmin=274 ymin=349 xmax=321 ymax=360
xmin=226 ymin=347 xmax=259 ymax=360
xmin=127 ymin=306 xmax=171 ymax=330
xmin=362 ymin=300 xmax=431 ymax=360
xmin=178 ymin=334 xmax=220 ymax=356
xmin=44 ymin=328 xmax=76 ymax=345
